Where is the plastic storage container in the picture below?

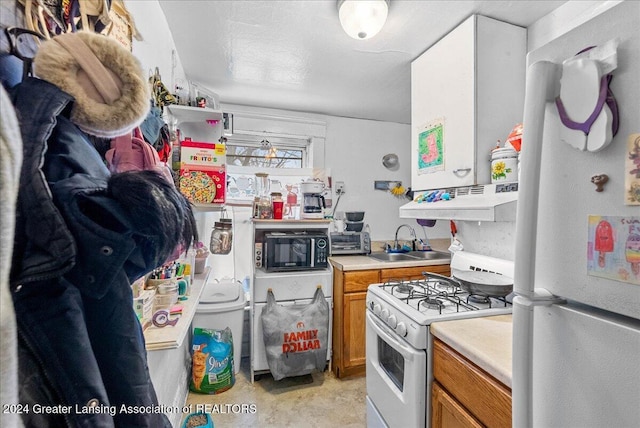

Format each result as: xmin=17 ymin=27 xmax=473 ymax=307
xmin=193 ymin=280 xmax=247 ymax=374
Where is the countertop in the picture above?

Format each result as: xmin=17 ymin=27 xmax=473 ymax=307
xmin=330 ymin=254 xmax=451 ymax=271
xmin=430 ymin=315 xmax=513 ymax=388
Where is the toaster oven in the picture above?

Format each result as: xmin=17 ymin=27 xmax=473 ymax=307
xmin=330 ymin=232 xmax=371 ymax=255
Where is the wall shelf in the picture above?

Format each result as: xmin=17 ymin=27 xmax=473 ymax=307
xmin=166 ymin=104 xmax=223 ymax=125
xmin=144 ymin=267 xmax=212 ymax=351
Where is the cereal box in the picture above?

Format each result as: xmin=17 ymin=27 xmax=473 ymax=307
xmin=179 ymin=140 xmax=226 ymax=204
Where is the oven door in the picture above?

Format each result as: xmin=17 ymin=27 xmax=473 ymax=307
xmin=366 ymin=311 xmax=427 ymax=428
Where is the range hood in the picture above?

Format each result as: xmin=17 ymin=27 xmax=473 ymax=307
xmin=399 ymin=183 xmax=518 ymax=222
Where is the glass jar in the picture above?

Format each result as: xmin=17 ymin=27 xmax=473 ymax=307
xmin=254 ymin=172 xmax=270 ymax=198
xmin=271 ymin=192 xmax=283 ymax=219
xmin=256 ymin=197 xmax=272 ymax=219
xmin=210 ymin=221 xmax=233 ymax=254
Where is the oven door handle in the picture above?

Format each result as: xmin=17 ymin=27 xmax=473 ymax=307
xmin=366 ymin=311 xmax=416 ymax=362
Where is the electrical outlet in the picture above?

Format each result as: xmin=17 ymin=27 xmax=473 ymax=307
xmin=336 ymin=181 xmax=345 ymax=194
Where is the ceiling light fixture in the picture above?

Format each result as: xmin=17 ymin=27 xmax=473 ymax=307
xmin=337 ymin=0 xmax=389 ymax=40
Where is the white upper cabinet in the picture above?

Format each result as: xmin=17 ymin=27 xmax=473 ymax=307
xmin=410 ymin=15 xmax=526 ymax=190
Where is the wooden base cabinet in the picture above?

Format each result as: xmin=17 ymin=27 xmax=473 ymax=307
xmin=332 ymin=270 xmax=379 ymax=378
xmin=331 ymin=264 xmax=450 ymax=378
xmin=432 ymin=339 xmax=511 ymax=428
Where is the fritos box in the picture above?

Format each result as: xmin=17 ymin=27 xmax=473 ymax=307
xmin=179 ymin=139 xmax=226 ymax=204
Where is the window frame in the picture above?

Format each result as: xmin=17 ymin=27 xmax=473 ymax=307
xmin=224 ymin=132 xmax=310 ymax=169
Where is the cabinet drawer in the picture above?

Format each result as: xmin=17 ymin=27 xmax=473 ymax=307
xmin=343 ymin=270 xmax=380 ymax=293
xmin=433 ymin=339 xmax=511 ymax=428
xmin=380 ymin=264 xmax=450 ymax=282
xmin=432 ymin=381 xmax=483 ymax=428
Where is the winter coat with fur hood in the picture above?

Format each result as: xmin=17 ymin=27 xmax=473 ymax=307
xmin=9 ymin=77 xmax=172 ymax=428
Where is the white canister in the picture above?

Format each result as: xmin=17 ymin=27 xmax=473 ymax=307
xmin=491 ymin=148 xmax=518 ymax=183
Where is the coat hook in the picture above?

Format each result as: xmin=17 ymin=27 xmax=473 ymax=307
xmin=591 ymin=174 xmax=609 ymax=192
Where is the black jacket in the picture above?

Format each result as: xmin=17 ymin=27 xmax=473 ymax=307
xmin=10 ymin=78 xmax=171 ymax=428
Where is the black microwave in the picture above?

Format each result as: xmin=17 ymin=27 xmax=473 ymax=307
xmin=260 ymin=232 xmax=329 ymax=272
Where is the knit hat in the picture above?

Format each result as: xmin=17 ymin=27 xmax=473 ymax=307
xmin=34 ymin=31 xmax=149 ymax=138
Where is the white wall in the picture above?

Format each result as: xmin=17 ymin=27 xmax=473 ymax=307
xmin=324 ymin=115 xmax=449 ymax=241
xmin=126 ymin=0 xmax=187 ymax=97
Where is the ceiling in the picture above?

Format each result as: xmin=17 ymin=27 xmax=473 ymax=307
xmin=159 ymin=1 xmax=566 ymax=124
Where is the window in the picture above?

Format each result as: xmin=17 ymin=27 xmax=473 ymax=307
xmin=225 ymin=133 xmax=308 ymax=169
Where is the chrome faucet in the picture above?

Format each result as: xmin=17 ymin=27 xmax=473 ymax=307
xmin=393 ymin=224 xmax=417 ymax=251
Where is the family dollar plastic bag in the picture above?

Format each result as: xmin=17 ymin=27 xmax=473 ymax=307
xmin=190 ymin=327 xmax=235 ymax=394
xmin=261 ymin=287 xmax=329 ymax=381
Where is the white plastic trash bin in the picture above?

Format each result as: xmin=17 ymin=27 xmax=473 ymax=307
xmin=193 ymin=279 xmax=246 ymax=374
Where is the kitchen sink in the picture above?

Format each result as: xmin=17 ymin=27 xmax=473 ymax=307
xmin=368 ymin=252 xmax=418 ymax=262
xmin=368 ymin=251 xmax=451 ymax=262
xmin=405 ymin=250 xmax=451 ymax=260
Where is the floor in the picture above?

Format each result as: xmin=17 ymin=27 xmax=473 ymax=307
xmin=184 ymin=357 xmax=367 ymax=428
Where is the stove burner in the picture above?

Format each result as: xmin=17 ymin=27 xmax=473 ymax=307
xmin=396 ymin=284 xmax=414 ymax=294
xmin=468 ymin=294 xmax=490 ymax=304
xmin=421 ymin=297 xmax=444 ymax=311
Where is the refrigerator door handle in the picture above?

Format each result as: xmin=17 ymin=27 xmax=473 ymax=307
xmin=514 ymin=60 xmax=562 ymax=298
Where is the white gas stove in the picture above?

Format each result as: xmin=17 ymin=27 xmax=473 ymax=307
xmin=365 ymin=251 xmax=514 ymax=428
xmin=366 ymin=251 xmax=514 ymax=348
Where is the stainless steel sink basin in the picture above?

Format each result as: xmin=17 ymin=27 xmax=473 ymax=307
xmin=369 ymin=251 xmax=451 ymax=262
xmin=405 ymin=250 xmax=451 ymax=260
xmin=368 ymin=252 xmax=418 ymax=262
xmin=368 ymin=251 xmax=451 ymax=263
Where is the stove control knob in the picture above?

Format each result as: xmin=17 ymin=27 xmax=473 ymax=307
xmin=372 ymin=303 xmax=381 ymax=315
xmin=396 ymin=322 xmax=407 ymax=337
xmin=387 ymin=314 xmax=397 ymax=328
xmin=380 ymin=308 xmax=389 ymax=320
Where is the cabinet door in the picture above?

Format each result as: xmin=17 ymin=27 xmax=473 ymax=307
xmin=432 ymin=382 xmax=483 ymax=428
xmin=410 ymin=15 xmax=525 ymax=190
xmin=343 ymin=270 xmax=380 ymax=293
xmin=433 ymin=339 xmax=511 ymax=428
xmin=380 ymin=264 xmax=451 ymax=282
xmin=343 ymin=291 xmax=367 ymax=370
xmin=411 ymin=16 xmax=475 ymax=189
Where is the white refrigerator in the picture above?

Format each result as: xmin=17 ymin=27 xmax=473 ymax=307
xmin=513 ymin=2 xmax=640 ymax=428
